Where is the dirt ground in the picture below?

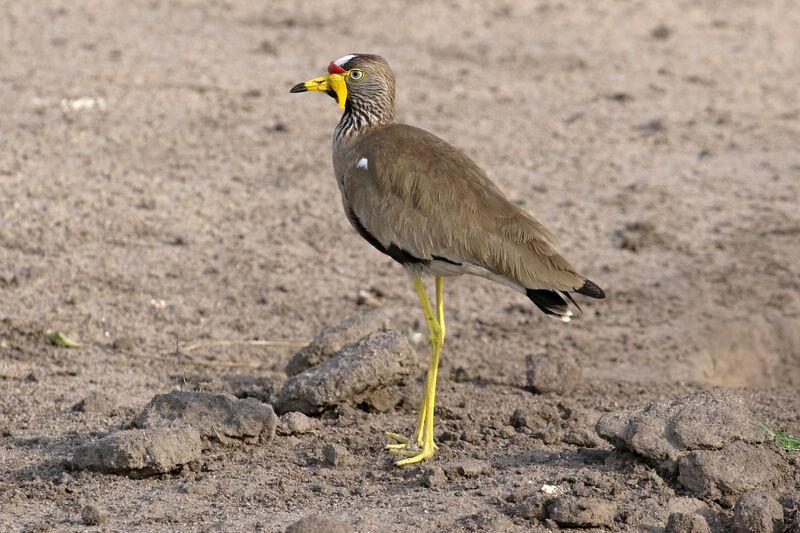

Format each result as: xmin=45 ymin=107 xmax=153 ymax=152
xmin=1 ymin=1 xmax=799 ymax=531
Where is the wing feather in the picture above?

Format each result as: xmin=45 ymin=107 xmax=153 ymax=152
xmin=337 ymin=124 xmax=585 ymax=291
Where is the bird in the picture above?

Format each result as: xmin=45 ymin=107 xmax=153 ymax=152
xmin=290 ymin=54 xmax=605 ymax=466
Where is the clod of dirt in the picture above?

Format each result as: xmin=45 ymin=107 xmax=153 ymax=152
xmin=111 ymin=336 xmax=137 ymax=352
xmin=596 ymin=389 xmax=766 ymax=468
xmin=452 ymin=459 xmax=491 ymax=478
xmin=284 ymin=515 xmax=350 ymax=533
xmin=73 ymin=427 xmax=202 ymax=477
xmin=321 ymin=443 xmax=352 ymax=467
xmin=510 ymin=404 xmax=558 ymax=430
xmin=285 ymin=311 xmax=386 ymax=376
xmin=562 ymin=428 xmax=604 ymax=448
xmin=72 ymin=391 xmax=114 ymax=413
xmin=676 ymin=441 xmax=782 ymax=507
xmin=780 ymin=492 xmax=800 ymax=520
xmin=454 ymin=510 xmax=516 ymax=532
xmin=782 ymin=493 xmax=800 ymax=532
xmin=615 ymin=221 xmax=666 ymax=252
xmin=533 ymin=428 xmax=563 ymax=445
xmin=732 ymin=489 xmax=784 ymax=533
xmin=133 ymin=390 xmax=277 ymax=444
xmin=421 ymin=466 xmax=447 ymax=488
xmin=274 ymin=331 xmax=415 ymax=415
xmin=668 ymin=496 xmax=708 ymax=515
xmin=510 ymin=493 xmax=553 ymax=521
xmin=651 ymin=23 xmax=672 ymax=40
xmin=525 ymin=353 xmax=582 ymax=395
xmin=356 ymin=386 xmax=403 ymax=413
xmin=547 ymin=495 xmax=617 ymax=528
xmin=664 ymin=512 xmax=711 ymax=533
xmin=598 ymin=390 xmax=784 ymax=506
xmin=440 ymin=459 xmax=489 ymax=479
xmin=277 ymin=412 xmax=315 ymax=435
xmin=460 ymin=427 xmax=482 ymax=444
xmin=81 ymin=504 xmax=108 ymax=526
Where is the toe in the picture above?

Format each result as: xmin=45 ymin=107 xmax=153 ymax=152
xmin=395 ymin=448 xmax=434 ymax=466
xmin=384 ymin=431 xmax=409 ymax=444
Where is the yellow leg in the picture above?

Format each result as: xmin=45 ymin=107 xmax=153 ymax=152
xmin=436 ymin=275 xmax=445 ymax=340
xmin=385 ymin=276 xmax=445 ymax=465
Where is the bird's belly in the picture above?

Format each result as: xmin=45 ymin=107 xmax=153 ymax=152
xmin=419 ymin=258 xmax=467 ymax=277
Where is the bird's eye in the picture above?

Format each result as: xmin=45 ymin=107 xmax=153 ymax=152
xmin=348 ymin=69 xmax=365 ymax=81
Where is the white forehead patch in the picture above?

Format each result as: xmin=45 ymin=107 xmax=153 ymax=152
xmin=357 ymin=157 xmax=369 ymax=170
xmin=334 ymin=54 xmax=357 ymax=67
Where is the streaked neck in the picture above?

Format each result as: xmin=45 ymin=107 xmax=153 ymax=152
xmin=334 ymin=97 xmax=395 ymax=143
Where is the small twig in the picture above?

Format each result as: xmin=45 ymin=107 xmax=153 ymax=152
xmin=182 ymin=339 xmax=310 ymax=352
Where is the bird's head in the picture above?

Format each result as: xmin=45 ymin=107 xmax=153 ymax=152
xmin=290 ymin=54 xmax=395 ymax=112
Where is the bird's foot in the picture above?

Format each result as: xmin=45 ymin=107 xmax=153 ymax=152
xmin=393 ymin=443 xmax=436 ymax=466
xmin=384 ymin=431 xmax=438 ymax=451
xmin=383 ymin=431 xmax=416 ymax=450
xmin=384 ymin=431 xmax=438 ymax=466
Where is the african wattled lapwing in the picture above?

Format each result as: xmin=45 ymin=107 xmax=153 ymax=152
xmin=291 ymin=54 xmax=605 ymax=465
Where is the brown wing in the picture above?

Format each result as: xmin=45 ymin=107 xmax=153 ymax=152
xmin=338 ymin=124 xmax=586 ymax=291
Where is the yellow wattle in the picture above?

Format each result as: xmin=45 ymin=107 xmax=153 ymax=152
xmin=328 ymin=73 xmax=347 ymax=108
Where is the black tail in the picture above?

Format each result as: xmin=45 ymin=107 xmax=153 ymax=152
xmin=575 ymin=279 xmax=605 ymax=299
xmin=526 ymin=279 xmax=605 ymax=321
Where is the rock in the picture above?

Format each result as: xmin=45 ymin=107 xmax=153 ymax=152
xmin=81 ymin=505 xmax=108 ymax=526
xmin=596 ymin=389 xmax=765 ymax=469
xmin=548 ymin=496 xmax=617 ymax=528
xmin=274 ymin=331 xmax=415 ymax=415
xmin=277 ymin=412 xmax=314 ymax=435
xmin=133 ymin=390 xmax=277 ymax=444
xmin=664 ymin=512 xmax=711 ymax=533
xmin=73 ymin=427 xmax=202 ymax=477
xmin=322 ymin=443 xmax=352 ymax=467
xmin=732 ymin=490 xmax=784 ymax=533
xmin=421 ymin=466 xmax=446 ymax=488
xmin=510 ymin=493 xmax=552 ymax=521
xmin=72 ymin=391 xmax=113 ymax=413
xmin=285 ymin=515 xmax=349 ymax=533
xmin=525 ymin=353 xmax=582 ymax=395
xmin=677 ymin=442 xmax=781 ymax=507
xmin=285 ymin=312 xmax=386 ymax=376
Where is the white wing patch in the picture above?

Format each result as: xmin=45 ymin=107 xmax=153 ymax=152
xmin=334 ymin=54 xmax=356 ymax=67
xmin=356 ymin=157 xmax=369 ymax=170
